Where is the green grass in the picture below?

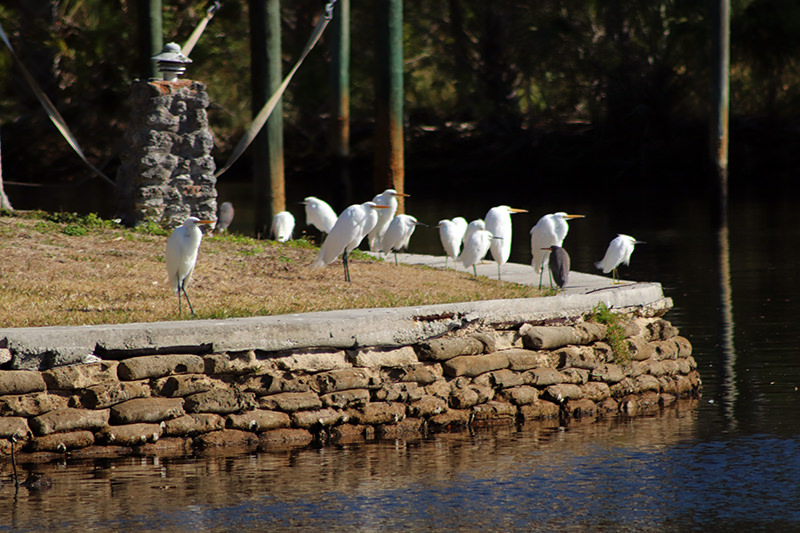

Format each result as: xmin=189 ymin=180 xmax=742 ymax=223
xmin=589 ymin=302 xmax=631 ymax=365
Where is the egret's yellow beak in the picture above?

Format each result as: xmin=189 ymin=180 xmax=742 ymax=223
xmin=197 ymin=220 xmax=215 ymax=225
xmin=565 ymin=214 xmax=585 ymax=219
xmin=509 ymin=208 xmax=528 ymax=213
xmin=373 ymin=204 xmax=391 ymax=209
xmin=392 ymin=192 xmax=410 ymax=197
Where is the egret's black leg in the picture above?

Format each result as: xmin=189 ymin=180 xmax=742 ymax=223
xmin=538 ymin=268 xmax=544 ymax=289
xmin=472 ymin=264 xmax=477 ymax=277
xmin=394 ymin=252 xmax=398 ymax=266
xmin=181 ymin=283 xmax=195 ymax=315
xmin=497 ymin=263 xmax=502 ymax=281
xmin=343 ymin=251 xmax=350 ymax=282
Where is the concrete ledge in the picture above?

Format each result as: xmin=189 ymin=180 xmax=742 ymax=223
xmin=0 ymin=271 xmax=669 ymax=370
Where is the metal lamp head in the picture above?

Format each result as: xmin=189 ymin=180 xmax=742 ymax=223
xmin=152 ymin=42 xmax=192 ymax=81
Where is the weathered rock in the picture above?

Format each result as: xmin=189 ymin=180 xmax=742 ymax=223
xmin=27 ymin=430 xmax=95 ymax=452
xmin=562 ymin=368 xmax=590 ymax=385
xmin=376 ymin=417 xmax=425 ymax=438
xmin=110 ymin=397 xmax=185 ymax=424
xmin=0 ymin=391 xmax=70 ymax=417
xmin=424 ymin=379 xmax=451 ymax=399
xmin=193 ymin=429 xmax=259 ymax=451
xmin=117 ymin=354 xmax=204 ymax=381
xmin=0 ymin=417 xmax=31 ymax=439
xmin=500 ymin=386 xmax=539 ymax=405
xmin=0 ymin=347 xmax=11 ymax=366
xmin=651 ymin=340 xmax=679 ymax=360
xmin=521 ymin=325 xmax=580 ymax=350
xmin=479 ymin=369 xmax=525 ymax=389
xmin=626 ymin=337 xmax=655 ymax=362
xmin=373 ymin=382 xmax=424 ymax=403
xmin=504 ymin=348 xmax=552 ymax=371
xmin=79 ymin=380 xmax=151 ymax=409
xmin=204 ymin=351 xmax=269 ymax=375
xmin=153 ymin=374 xmax=218 ymax=397
xmin=592 ymin=363 xmax=625 ymax=384
xmin=291 ymin=408 xmax=346 ymax=428
xmin=349 ymin=346 xmax=418 ymax=368
xmin=163 ymin=413 xmax=225 ymax=436
xmin=133 ymin=437 xmax=192 ymax=456
xmin=315 ymin=368 xmax=381 ymax=394
xmin=575 ymin=322 xmax=607 ymax=344
xmin=610 ymin=377 xmax=637 ymax=397
xmin=321 ymin=388 xmax=371 ymax=408
xmin=526 ymin=367 xmax=565 ymax=386
xmin=597 ymin=397 xmax=619 ymax=414
xmin=241 ymin=372 xmax=310 ymax=395
xmin=428 ymin=409 xmax=471 ymax=429
xmin=443 ymin=352 xmax=509 ymax=378
xmin=564 ymin=398 xmax=597 ymax=418
xmin=658 ymin=376 xmax=678 ymax=395
xmin=471 ymin=401 xmax=517 ymax=423
xmin=29 ymin=408 xmax=110 ymax=436
xmin=518 ymin=400 xmax=560 ymax=420
xmin=542 ymin=383 xmax=583 ymax=404
xmin=97 ymin=423 xmax=162 ymax=445
xmin=673 ymin=336 xmax=693 ymax=357
xmin=258 ymin=391 xmax=322 ymax=412
xmin=470 ymin=331 xmax=497 ymax=353
xmin=258 ymin=428 xmax=314 ymax=449
xmin=272 ymin=349 xmax=351 ymax=372
xmin=675 ymin=358 xmax=693 ymax=375
xmin=226 ymin=410 xmax=290 ymax=432
xmin=557 ymin=346 xmax=599 ymax=370
xmin=635 ymin=374 xmax=662 ymax=393
xmin=416 ymin=336 xmax=484 ymax=361
xmin=621 ymin=391 xmax=661 ymax=415
xmin=43 ymin=361 xmax=119 ymax=390
xmin=494 ymin=330 xmax=524 ymax=350
xmin=329 ymin=424 xmax=368 ymax=444
xmin=0 ymin=370 xmax=46 ymax=395
xmin=581 ymin=382 xmax=611 ymax=401
xmin=449 ymin=386 xmax=480 ymax=409
xmin=387 ymin=363 xmax=443 ymax=385
xmin=184 ymin=389 xmax=257 ymax=414
xmin=645 ymin=318 xmax=679 ymax=341
xmin=409 ymin=395 xmax=447 ymax=417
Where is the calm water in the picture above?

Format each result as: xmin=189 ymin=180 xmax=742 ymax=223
xmin=3 ymin=187 xmax=800 ymax=530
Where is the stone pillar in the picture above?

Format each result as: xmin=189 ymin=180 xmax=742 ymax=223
xmin=116 ymin=79 xmax=217 ymax=228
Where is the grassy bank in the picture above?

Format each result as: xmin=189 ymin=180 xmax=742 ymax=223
xmin=0 ymin=211 xmax=543 ymax=328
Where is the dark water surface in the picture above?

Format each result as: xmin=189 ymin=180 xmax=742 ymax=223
xmin=3 ymin=190 xmax=800 ymax=530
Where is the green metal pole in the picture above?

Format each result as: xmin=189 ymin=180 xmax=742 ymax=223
xmin=711 ymin=0 xmax=730 ymax=224
xmin=250 ymin=0 xmax=285 ymax=238
xmin=374 ymin=0 xmax=405 ymax=213
xmin=138 ymin=0 xmax=163 ymax=79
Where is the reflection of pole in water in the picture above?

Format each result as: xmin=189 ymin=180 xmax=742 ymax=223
xmin=717 ymin=221 xmax=737 ymax=427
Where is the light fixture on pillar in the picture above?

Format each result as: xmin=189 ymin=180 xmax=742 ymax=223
xmin=152 ymin=43 xmax=192 ymax=81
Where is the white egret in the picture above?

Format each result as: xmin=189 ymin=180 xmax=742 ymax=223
xmin=311 ymin=202 xmax=389 ymax=281
xmin=270 ymin=211 xmax=295 ymax=242
xmin=301 ymin=196 xmax=337 ymax=234
xmin=368 ymin=188 xmax=410 ymax=251
xmin=165 ymin=216 xmax=214 ymax=315
xmin=530 ymin=212 xmax=585 ymax=288
xmin=381 ymin=214 xmax=424 ymax=265
xmin=541 ymin=245 xmax=570 ymax=289
xmin=458 ymin=229 xmax=499 ymax=277
xmin=484 ymin=205 xmax=528 ymax=280
xmin=215 ymin=202 xmax=234 ymax=233
xmin=437 ymin=217 xmax=467 ymax=268
xmin=463 ymin=219 xmax=485 ymax=245
xmin=595 ymin=234 xmax=645 ymax=284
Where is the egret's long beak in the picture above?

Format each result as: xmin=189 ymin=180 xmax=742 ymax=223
xmin=635 ymin=240 xmax=647 ymax=244
xmin=509 ymin=208 xmax=528 ymax=213
xmin=564 ymin=214 xmax=585 ymax=219
xmin=491 ymin=236 xmax=504 ymax=241
xmin=392 ymin=192 xmax=410 ymax=197
xmin=414 ymin=221 xmax=428 ymax=227
xmin=373 ymin=204 xmax=391 ymax=209
xmin=198 ymin=220 xmax=215 ymax=225
xmin=540 ymin=247 xmax=553 ymax=251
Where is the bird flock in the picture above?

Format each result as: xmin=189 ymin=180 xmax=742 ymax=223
xmin=165 ymin=190 xmax=644 ymax=314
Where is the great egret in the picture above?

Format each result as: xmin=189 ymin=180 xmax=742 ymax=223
xmin=271 ymin=211 xmax=295 ymax=242
xmin=165 ymin=216 xmax=214 ymax=315
xmin=301 ymin=196 xmax=337 ymax=234
xmin=485 ymin=205 xmax=528 ymax=280
xmin=595 ymin=234 xmax=645 ymax=283
xmin=541 ymin=245 xmax=570 ymax=289
xmin=530 ymin=212 xmax=584 ymax=288
xmin=216 ymin=202 xmax=234 ymax=233
xmin=368 ymin=188 xmax=410 ymax=251
xmin=381 ymin=214 xmax=424 ymax=265
xmin=311 ymin=202 xmax=389 ymax=281
xmin=463 ymin=219 xmax=485 ymax=245
xmin=437 ymin=217 xmax=467 ymax=268
xmin=458 ymin=229 xmax=498 ymax=277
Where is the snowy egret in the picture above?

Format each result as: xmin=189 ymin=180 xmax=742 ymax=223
xmin=368 ymin=189 xmax=410 ymax=251
xmin=458 ymin=229 xmax=499 ymax=277
xmin=301 ymin=196 xmax=337 ymax=234
xmin=437 ymin=217 xmax=467 ymax=268
xmin=463 ymin=219 xmax=485 ymax=245
xmin=165 ymin=216 xmax=214 ymax=315
xmin=216 ymin=202 xmax=234 ymax=233
xmin=595 ymin=234 xmax=645 ymax=283
xmin=381 ymin=214 xmax=425 ymax=265
xmin=530 ymin=212 xmax=584 ymax=288
xmin=271 ymin=211 xmax=295 ymax=242
xmin=311 ymin=202 xmax=389 ymax=281
xmin=485 ymin=205 xmax=528 ymax=280
xmin=541 ymin=245 xmax=570 ymax=289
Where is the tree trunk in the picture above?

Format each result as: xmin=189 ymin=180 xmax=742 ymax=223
xmin=0 ymin=128 xmax=12 ymax=211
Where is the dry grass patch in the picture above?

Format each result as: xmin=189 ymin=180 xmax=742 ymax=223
xmin=0 ymin=212 xmax=543 ymax=328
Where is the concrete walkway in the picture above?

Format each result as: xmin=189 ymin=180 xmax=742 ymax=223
xmin=0 ymin=253 xmax=669 ymax=370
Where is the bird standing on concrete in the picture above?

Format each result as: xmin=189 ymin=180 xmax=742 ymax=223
xmin=530 ymin=212 xmax=584 ymax=288
xmin=271 ymin=211 xmax=295 ymax=242
xmin=215 ymin=201 xmax=234 ymax=233
xmin=368 ymin=188 xmax=410 ymax=251
xmin=459 ymin=229 xmax=498 ymax=277
xmin=463 ymin=219 xmax=485 ymax=245
xmin=595 ymin=234 xmax=644 ymax=283
xmin=541 ymin=245 xmax=570 ymax=289
xmin=166 ymin=216 xmax=214 ymax=315
xmin=437 ymin=217 xmax=467 ymax=268
xmin=381 ymin=214 xmax=425 ymax=265
xmin=485 ymin=205 xmax=528 ymax=280
xmin=312 ymin=202 xmax=389 ymax=281
xmin=301 ymin=196 xmax=337 ymax=235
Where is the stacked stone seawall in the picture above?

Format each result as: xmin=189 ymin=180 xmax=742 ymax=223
xmin=0 ymin=301 xmax=700 ymax=461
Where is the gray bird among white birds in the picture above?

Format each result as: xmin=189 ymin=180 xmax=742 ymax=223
xmin=530 ymin=212 xmax=584 ymax=289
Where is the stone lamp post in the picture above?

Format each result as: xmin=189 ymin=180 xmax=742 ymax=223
xmin=115 ymin=43 xmax=217 ymax=229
